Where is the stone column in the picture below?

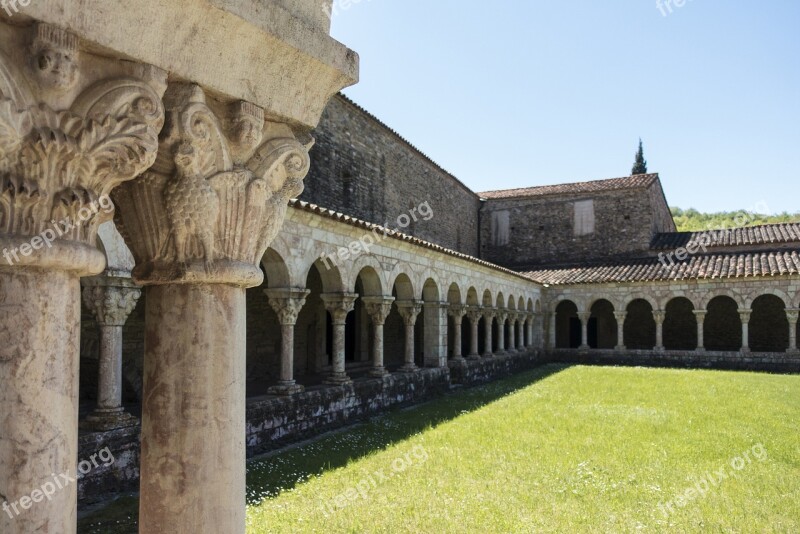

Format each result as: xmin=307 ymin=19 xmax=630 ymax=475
xmin=507 ymin=312 xmax=517 ymax=352
xmin=578 ymin=311 xmax=591 ymax=350
xmin=483 ymin=308 xmax=496 ymax=357
xmin=653 ymin=310 xmax=666 ymax=352
xmin=363 ymin=296 xmax=395 ymax=377
xmin=518 ymin=314 xmax=526 ymax=349
xmin=0 ymin=23 xmax=166 ymax=534
xmin=787 ymin=308 xmax=800 ymax=354
xmin=397 ymin=300 xmax=423 ymax=372
xmin=448 ymin=304 xmax=468 ymax=361
xmin=81 ymin=276 xmax=142 ymax=431
xmin=112 ymin=84 xmax=317 ymax=533
xmin=739 ymin=309 xmax=752 ymax=353
xmin=496 ymin=311 xmax=508 ymax=354
xmin=422 ymin=302 xmax=449 ymax=367
xmin=549 ymin=312 xmax=557 ymax=349
xmin=265 ymin=288 xmax=310 ymax=395
xmin=321 ymin=293 xmax=358 ymax=385
xmin=466 ymin=307 xmax=482 ymax=359
xmin=613 ymin=311 xmax=627 ymax=350
xmin=693 ymin=310 xmax=707 ymax=351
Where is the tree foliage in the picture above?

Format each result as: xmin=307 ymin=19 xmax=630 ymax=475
xmin=670 ymin=207 xmax=800 ymax=232
xmin=631 ymin=139 xmax=647 ymax=175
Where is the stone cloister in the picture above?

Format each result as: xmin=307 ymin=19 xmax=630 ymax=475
xmin=1 ymin=2 xmax=799 ymax=533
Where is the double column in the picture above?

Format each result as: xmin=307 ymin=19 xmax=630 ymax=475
xmin=363 ymin=296 xmax=395 ymax=377
xmin=483 ymin=308 xmax=496 ymax=356
xmin=112 ymin=83 xmax=315 ymax=533
xmin=466 ymin=307 xmax=483 ymax=359
xmin=0 ymin=23 xmax=167 ymax=534
xmin=81 ymin=276 xmax=142 ymax=431
xmin=397 ymin=300 xmax=423 ymax=371
xmin=448 ymin=304 xmax=468 ymax=361
xmin=321 ymin=293 xmax=359 ymax=385
xmin=577 ymin=311 xmax=591 ymax=350
xmin=265 ymin=289 xmax=310 ymax=395
xmin=495 ymin=311 xmax=508 ymax=354
xmin=739 ymin=309 xmax=752 ymax=353
xmin=693 ymin=310 xmax=707 ymax=351
xmin=654 ymin=310 xmax=666 ymax=352
xmin=614 ymin=311 xmax=627 ymax=350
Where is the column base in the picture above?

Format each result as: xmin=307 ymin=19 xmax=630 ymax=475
xmin=740 ymin=347 xmax=751 ymax=354
xmin=466 ymin=353 xmax=481 ymax=360
xmin=398 ymin=364 xmax=418 ymax=373
xmin=695 ymin=348 xmax=706 ymax=353
xmin=268 ymin=381 xmax=305 ymax=396
xmin=323 ymin=373 xmax=353 ymax=386
xmin=482 ymin=352 xmax=493 ymax=358
xmin=655 ymin=346 xmax=666 ymax=353
xmin=614 ymin=345 xmax=626 ymax=351
xmin=787 ymin=349 xmax=800 ymax=356
xmin=81 ymin=409 xmax=139 ymax=432
xmin=369 ymin=367 xmax=390 ymax=378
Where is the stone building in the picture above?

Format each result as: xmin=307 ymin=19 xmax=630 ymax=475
xmin=0 ymin=2 xmax=797 ymax=533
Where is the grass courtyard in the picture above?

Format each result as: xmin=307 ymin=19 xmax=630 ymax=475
xmin=79 ymin=364 xmax=800 ymax=533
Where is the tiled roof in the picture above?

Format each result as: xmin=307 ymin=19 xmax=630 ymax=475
xmin=287 ymin=200 xmax=535 ymax=283
xmin=651 ymin=223 xmax=800 ymax=250
xmin=523 ymin=250 xmax=800 ymax=285
xmin=479 ymin=174 xmax=659 ymax=200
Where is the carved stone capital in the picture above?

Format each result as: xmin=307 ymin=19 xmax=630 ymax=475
xmin=264 ymin=288 xmax=310 ymax=325
xmin=653 ymin=310 xmax=666 ymax=324
xmin=739 ymin=309 xmax=752 ymax=323
xmin=112 ymin=83 xmax=314 ymax=287
xmin=81 ymin=276 xmax=141 ymax=327
xmin=787 ymin=308 xmax=800 ymax=324
xmin=448 ymin=304 xmax=467 ymax=320
xmin=483 ymin=308 xmax=497 ymax=320
xmin=0 ymin=23 xmax=167 ymax=275
xmin=466 ymin=306 xmax=483 ymax=324
xmin=396 ymin=300 xmax=423 ymax=326
xmin=321 ymin=293 xmax=358 ymax=324
xmin=496 ymin=310 xmax=508 ymax=323
xmin=362 ymin=296 xmax=395 ymax=326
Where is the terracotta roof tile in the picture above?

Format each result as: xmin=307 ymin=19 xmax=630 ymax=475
xmin=479 ymin=174 xmax=659 ymax=200
xmin=523 ymin=250 xmax=800 ymax=285
xmin=651 ymin=223 xmax=800 ymax=250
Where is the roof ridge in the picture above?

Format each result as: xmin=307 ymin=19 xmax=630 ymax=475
xmin=479 ymin=173 xmax=659 ymax=196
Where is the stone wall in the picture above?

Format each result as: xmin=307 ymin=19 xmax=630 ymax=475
xmin=302 ymin=95 xmax=481 ymax=256
xmin=480 ymin=180 xmax=676 ymax=269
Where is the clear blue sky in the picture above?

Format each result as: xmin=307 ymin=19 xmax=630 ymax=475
xmin=329 ymin=0 xmax=799 ymax=214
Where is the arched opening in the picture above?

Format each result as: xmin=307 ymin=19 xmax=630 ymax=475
xmin=353 ymin=267 xmax=384 ymax=370
xmin=624 ymin=299 xmax=656 ymax=350
xmin=386 ymin=273 xmax=415 ymax=370
xmin=663 ymin=297 xmax=697 ymax=350
xmin=588 ymin=299 xmax=617 ymax=349
xmin=705 ymin=296 xmax=741 ymax=351
xmin=750 ymin=295 xmax=789 ymax=352
xmin=555 ymin=300 xmax=579 ymax=349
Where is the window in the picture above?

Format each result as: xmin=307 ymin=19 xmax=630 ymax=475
xmin=491 ymin=210 xmax=510 ymax=246
xmin=573 ymin=199 xmax=595 ymax=236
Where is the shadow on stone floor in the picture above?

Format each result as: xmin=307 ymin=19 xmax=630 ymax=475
xmin=77 ymin=363 xmax=570 ymax=534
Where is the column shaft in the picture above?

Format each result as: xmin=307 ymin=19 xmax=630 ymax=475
xmin=0 ymin=271 xmax=79 ymax=534
xmin=139 ymin=284 xmax=246 ymax=534
xmin=484 ymin=313 xmax=494 ymax=356
xmin=97 ymin=325 xmax=124 ymax=411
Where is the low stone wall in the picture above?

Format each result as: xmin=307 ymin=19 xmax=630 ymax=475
xmin=448 ymin=350 xmax=544 ymax=386
xmin=548 ymin=349 xmax=800 ymax=373
xmin=78 ymin=367 xmax=452 ymax=506
xmin=77 ymin=426 xmax=141 ymax=506
xmin=245 ymin=367 xmax=451 ymax=456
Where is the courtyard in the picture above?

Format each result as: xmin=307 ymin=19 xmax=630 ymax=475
xmin=79 ymin=364 xmax=800 ymax=533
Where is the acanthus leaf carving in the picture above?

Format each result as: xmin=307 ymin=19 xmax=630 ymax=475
xmin=113 ymin=83 xmax=313 ymax=287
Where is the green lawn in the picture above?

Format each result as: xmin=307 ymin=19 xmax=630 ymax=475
xmin=79 ymin=365 xmax=800 ymax=533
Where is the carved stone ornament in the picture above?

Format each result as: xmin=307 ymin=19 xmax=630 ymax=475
xmin=0 ymin=23 xmax=166 ymax=275
xmin=113 ymin=83 xmax=315 ymax=287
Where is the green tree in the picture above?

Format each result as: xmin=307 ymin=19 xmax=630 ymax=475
xmin=632 ymin=138 xmax=648 ymax=175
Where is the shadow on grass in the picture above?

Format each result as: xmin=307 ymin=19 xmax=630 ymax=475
xmin=77 ymin=363 xmax=570 ymax=533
